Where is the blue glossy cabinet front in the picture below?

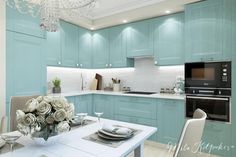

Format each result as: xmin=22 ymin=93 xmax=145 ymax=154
xmin=78 ymin=28 xmax=93 ymax=68
xmin=127 ymin=20 xmax=153 ymax=57
xmin=92 ymin=29 xmax=109 ymax=68
xmin=6 ymin=7 xmax=45 ymax=38
xmin=60 ymin=21 xmax=79 ymax=67
xmin=153 ymin=13 xmax=184 ymax=66
xmin=6 ymin=31 xmax=46 ymax=103
xmin=157 ymin=99 xmax=185 ymax=144
xmin=185 ymin=0 xmax=232 ymax=62
xmin=93 ymin=95 xmax=114 ymax=119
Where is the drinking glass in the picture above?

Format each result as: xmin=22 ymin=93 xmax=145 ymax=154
xmin=76 ymin=113 xmax=88 ymax=126
xmin=94 ymin=112 xmax=104 ymax=123
xmin=1 ymin=132 xmax=21 ymax=152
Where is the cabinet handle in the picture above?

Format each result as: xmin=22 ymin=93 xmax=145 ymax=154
xmin=80 ymin=64 xmax=83 ymax=67
xmin=109 ymin=64 xmax=112 ymax=67
xmin=105 ymin=64 xmax=108 ymax=67
xmin=154 ymin=61 xmax=158 ymax=65
xmin=58 ymin=61 xmax=61 ymax=65
xmin=76 ymin=63 xmax=79 ymax=67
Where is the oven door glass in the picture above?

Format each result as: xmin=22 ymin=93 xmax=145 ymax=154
xmin=186 ymin=96 xmax=230 ymax=122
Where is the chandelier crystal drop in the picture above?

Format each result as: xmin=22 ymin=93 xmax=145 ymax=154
xmin=4 ymin=0 xmax=97 ymax=32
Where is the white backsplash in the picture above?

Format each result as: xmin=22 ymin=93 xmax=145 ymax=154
xmin=47 ymin=58 xmax=184 ymax=93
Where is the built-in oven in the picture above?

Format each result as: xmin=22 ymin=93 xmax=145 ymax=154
xmin=186 ymin=95 xmax=231 ymax=123
xmin=185 ymin=61 xmax=231 ymax=89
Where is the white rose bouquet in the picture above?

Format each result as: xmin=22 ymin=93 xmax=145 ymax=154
xmin=16 ymin=96 xmax=74 ymax=141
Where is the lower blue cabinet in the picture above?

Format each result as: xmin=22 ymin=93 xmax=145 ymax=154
xmin=65 ymin=96 xmax=75 ymax=104
xmin=157 ymin=99 xmax=185 ymax=144
xmin=93 ymin=95 xmax=114 ymax=119
xmin=75 ymin=95 xmax=93 ymax=116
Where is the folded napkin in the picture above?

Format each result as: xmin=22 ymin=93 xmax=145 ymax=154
xmin=102 ymin=124 xmax=132 ymax=135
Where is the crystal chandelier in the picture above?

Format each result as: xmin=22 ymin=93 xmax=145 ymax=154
xmin=5 ymin=0 xmax=97 ymax=32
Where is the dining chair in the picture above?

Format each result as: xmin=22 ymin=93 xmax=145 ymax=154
xmin=10 ymin=95 xmax=39 ymax=131
xmin=173 ymin=108 xmax=207 ymax=157
xmin=0 ymin=116 xmax=7 ymax=133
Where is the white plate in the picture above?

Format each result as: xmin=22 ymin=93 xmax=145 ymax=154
xmin=98 ymin=129 xmax=133 ymax=138
xmin=0 ymin=139 xmax=6 ymax=148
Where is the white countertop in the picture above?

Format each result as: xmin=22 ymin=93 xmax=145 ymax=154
xmin=48 ymin=90 xmax=185 ymax=100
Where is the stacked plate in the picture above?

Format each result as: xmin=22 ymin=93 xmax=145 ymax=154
xmin=97 ymin=126 xmax=134 ymax=141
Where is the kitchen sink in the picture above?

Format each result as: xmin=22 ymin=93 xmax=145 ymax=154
xmin=124 ymin=91 xmax=157 ymax=95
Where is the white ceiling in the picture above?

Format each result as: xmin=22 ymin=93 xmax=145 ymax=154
xmin=61 ymin=0 xmax=202 ymax=30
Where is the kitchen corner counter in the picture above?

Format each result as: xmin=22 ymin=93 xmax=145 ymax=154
xmin=48 ymin=90 xmax=185 ymax=100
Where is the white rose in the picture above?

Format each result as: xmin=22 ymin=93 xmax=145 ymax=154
xmin=51 ymin=97 xmax=67 ymax=110
xmin=65 ymin=103 xmax=74 ymax=112
xmin=43 ymin=96 xmax=53 ymax=103
xmin=17 ymin=123 xmax=30 ymax=135
xmin=16 ymin=110 xmax=25 ymax=123
xmin=22 ymin=113 xmax=36 ymax=126
xmin=25 ymin=98 xmax=38 ymax=112
xmin=46 ymin=115 xmax=55 ymax=124
xmin=36 ymin=101 xmax=52 ymax=115
xmin=53 ymin=109 xmax=67 ymax=122
xmin=66 ymin=110 xmax=74 ymax=120
xmin=56 ymin=121 xmax=70 ymax=133
xmin=36 ymin=96 xmax=43 ymax=103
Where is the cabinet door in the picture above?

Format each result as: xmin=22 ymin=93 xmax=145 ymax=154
xmin=60 ymin=21 xmax=78 ymax=67
xmin=127 ymin=20 xmax=153 ymax=57
xmin=45 ymin=31 xmax=61 ymax=66
xmin=93 ymin=95 xmax=113 ymax=119
xmin=6 ymin=7 xmax=45 ymax=38
xmin=6 ymin=31 xmax=46 ymax=103
xmin=92 ymin=29 xmax=109 ymax=68
xmin=78 ymin=28 xmax=92 ymax=68
xmin=185 ymin=0 xmax=223 ymax=62
xmin=108 ymin=26 xmax=134 ymax=68
xmin=66 ymin=96 xmax=75 ymax=104
xmin=157 ymin=99 xmax=185 ymax=144
xmin=202 ymin=122 xmax=232 ymax=157
xmin=75 ymin=95 xmax=93 ymax=116
xmin=153 ymin=13 xmax=184 ymax=66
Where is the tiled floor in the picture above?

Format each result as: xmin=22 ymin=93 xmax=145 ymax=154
xmin=127 ymin=141 xmax=220 ymax=157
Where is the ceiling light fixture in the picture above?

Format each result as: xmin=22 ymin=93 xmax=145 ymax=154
xmin=90 ymin=27 xmax=94 ymax=30
xmin=123 ymin=20 xmax=128 ymax=23
xmin=4 ymin=0 xmax=98 ymax=32
xmin=165 ymin=10 xmax=171 ymax=14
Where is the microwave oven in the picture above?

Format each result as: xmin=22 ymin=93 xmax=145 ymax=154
xmin=185 ymin=61 xmax=231 ymax=90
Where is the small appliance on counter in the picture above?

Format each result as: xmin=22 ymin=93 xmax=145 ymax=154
xmin=173 ymin=76 xmax=184 ymax=94
xmin=185 ymin=61 xmax=232 ymax=123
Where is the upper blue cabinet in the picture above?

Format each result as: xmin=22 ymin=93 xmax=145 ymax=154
xmin=185 ymin=0 xmax=232 ymax=62
xmin=78 ymin=27 xmax=93 ymax=69
xmin=127 ymin=20 xmax=153 ymax=57
xmin=60 ymin=21 xmax=79 ymax=67
xmin=92 ymin=29 xmax=109 ymax=68
xmin=6 ymin=7 xmax=45 ymax=38
xmin=152 ymin=13 xmax=184 ymax=66
xmin=108 ymin=25 xmax=134 ymax=68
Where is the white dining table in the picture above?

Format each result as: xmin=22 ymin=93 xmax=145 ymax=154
xmin=0 ymin=117 xmax=157 ymax=157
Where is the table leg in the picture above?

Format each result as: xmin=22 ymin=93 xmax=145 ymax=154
xmin=134 ymin=143 xmax=144 ymax=157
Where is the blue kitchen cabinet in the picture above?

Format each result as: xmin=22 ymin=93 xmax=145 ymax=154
xmin=157 ymin=99 xmax=185 ymax=144
xmin=45 ymin=31 xmax=61 ymax=66
xmin=115 ymin=115 xmax=157 ymax=141
xmin=75 ymin=95 xmax=93 ymax=116
xmin=153 ymin=13 xmax=184 ymax=66
xmin=6 ymin=7 xmax=45 ymax=38
xmin=6 ymin=31 xmax=46 ymax=104
xmin=65 ymin=96 xmax=75 ymax=104
xmin=127 ymin=20 xmax=153 ymax=57
xmin=78 ymin=28 xmax=93 ymax=68
xmin=60 ymin=21 xmax=79 ymax=67
xmin=92 ymin=29 xmax=109 ymax=68
xmin=185 ymin=0 xmax=229 ymax=62
xmin=108 ymin=25 xmax=134 ymax=68
xmin=93 ymin=94 xmax=114 ymax=119
xmin=202 ymin=122 xmax=232 ymax=157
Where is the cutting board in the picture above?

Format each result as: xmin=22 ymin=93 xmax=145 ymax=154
xmin=95 ymin=73 xmax=102 ymax=90
xmin=90 ymin=79 xmax=98 ymax=90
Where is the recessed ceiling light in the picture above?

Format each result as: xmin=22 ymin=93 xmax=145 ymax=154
xmin=123 ymin=20 xmax=128 ymax=23
xmin=165 ymin=10 xmax=171 ymax=14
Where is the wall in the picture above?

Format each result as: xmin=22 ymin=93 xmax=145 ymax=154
xmin=0 ymin=1 xmax=6 ymax=117
xmin=47 ymin=58 xmax=184 ymax=93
